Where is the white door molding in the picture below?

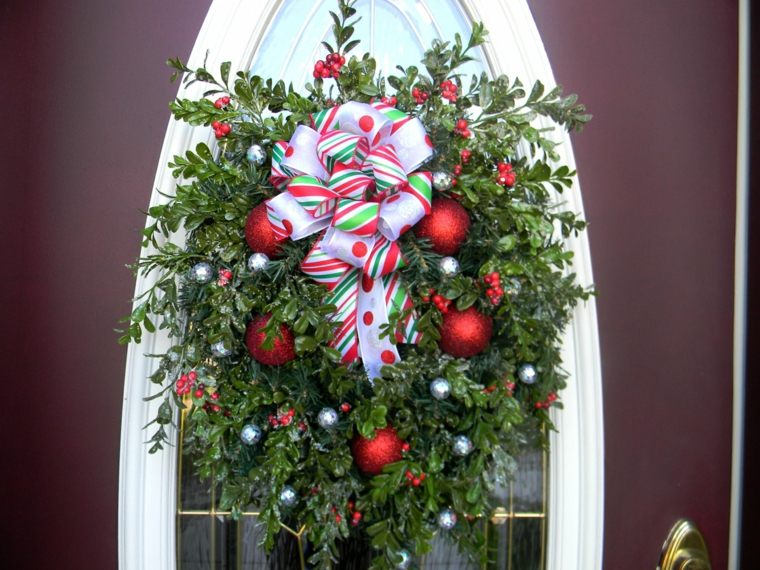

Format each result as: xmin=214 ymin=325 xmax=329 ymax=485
xmin=118 ymin=2 xmax=604 ymax=569
xmin=456 ymin=3 xmax=605 ymax=569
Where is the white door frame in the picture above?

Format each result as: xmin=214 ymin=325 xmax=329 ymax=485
xmin=118 ymin=2 xmax=604 ymax=569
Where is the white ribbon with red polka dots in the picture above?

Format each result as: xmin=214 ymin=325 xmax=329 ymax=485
xmin=265 ymin=101 xmax=434 ymax=378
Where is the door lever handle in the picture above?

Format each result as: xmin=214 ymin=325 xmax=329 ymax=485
xmin=658 ymin=519 xmax=712 ymax=570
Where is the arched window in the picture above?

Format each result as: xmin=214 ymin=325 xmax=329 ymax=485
xmin=120 ymin=2 xmax=603 ymax=569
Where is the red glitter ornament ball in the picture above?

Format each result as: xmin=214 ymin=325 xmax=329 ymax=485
xmin=413 ymin=197 xmax=471 ymax=255
xmin=245 ymin=313 xmax=296 ymax=366
xmin=245 ymin=203 xmax=282 ymax=258
xmin=439 ymin=306 xmax=493 ymax=358
xmin=351 ymin=426 xmax=404 ymax=475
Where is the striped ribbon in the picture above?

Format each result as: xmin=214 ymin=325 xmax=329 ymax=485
xmin=264 ymin=101 xmax=433 ymax=379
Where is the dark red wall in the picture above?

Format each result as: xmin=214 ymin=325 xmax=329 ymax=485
xmin=529 ymin=1 xmax=737 ymax=569
xmin=0 ymin=1 xmax=738 ymax=569
xmin=0 ymin=1 xmax=210 ymax=568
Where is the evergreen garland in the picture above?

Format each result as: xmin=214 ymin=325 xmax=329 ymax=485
xmin=122 ymin=2 xmax=592 ymax=567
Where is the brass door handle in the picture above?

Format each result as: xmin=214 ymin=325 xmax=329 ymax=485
xmin=658 ymin=519 xmax=712 ymax=570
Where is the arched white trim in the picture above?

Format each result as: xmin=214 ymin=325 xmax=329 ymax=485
xmin=455 ymin=3 xmax=605 ymax=569
xmin=118 ymin=2 xmax=604 ymax=569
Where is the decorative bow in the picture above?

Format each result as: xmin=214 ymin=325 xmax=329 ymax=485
xmin=266 ymin=101 xmax=433 ymax=378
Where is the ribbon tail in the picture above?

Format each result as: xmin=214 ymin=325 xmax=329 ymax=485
xmin=356 ymin=274 xmax=399 ymax=380
xmin=382 ymin=272 xmax=422 ymax=345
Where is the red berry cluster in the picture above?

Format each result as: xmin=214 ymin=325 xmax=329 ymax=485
xmin=411 ymin=86 xmax=429 ymax=105
xmin=347 ymin=500 xmax=363 ymax=526
xmin=440 ymin=79 xmax=458 ymax=102
xmin=404 ymin=469 xmax=427 ymax=488
xmin=460 ymin=148 xmax=472 ymax=164
xmin=175 ymin=370 xmax=198 ymax=396
xmin=381 ymin=95 xmax=397 ymax=106
xmin=201 ymin=390 xmax=222 ymax=413
xmin=217 ymin=268 xmax=233 ymax=286
xmin=268 ymin=407 xmax=296 ymax=428
xmin=213 ymin=95 xmax=231 ymax=109
xmin=313 ymin=52 xmax=345 ymax=79
xmin=454 ymin=118 xmax=471 ymax=138
xmin=422 ymin=288 xmax=452 ymax=313
xmin=483 ymin=272 xmax=504 ymax=305
xmin=534 ymin=392 xmax=558 ymax=410
xmin=211 ymin=120 xmax=231 ymax=140
xmin=495 ymin=162 xmax=516 ymax=187
xmin=484 ymin=379 xmax=516 ymax=395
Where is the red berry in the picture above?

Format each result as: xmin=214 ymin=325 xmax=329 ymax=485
xmin=456 ymin=119 xmax=467 ymax=130
xmin=176 ymin=378 xmax=186 ymax=388
xmin=214 ymin=100 xmax=223 ymax=109
xmin=419 ymin=473 xmax=426 ymax=481
xmin=340 ymin=402 xmax=351 ymax=413
xmin=412 ymin=477 xmax=421 ymax=487
xmin=298 ymin=421 xmax=307 ymax=431
xmin=405 ymin=470 xmax=414 ymax=480
xmin=211 ymin=392 xmax=219 ymax=401
xmin=453 ymin=164 xmax=462 ymax=175
xmin=421 ymin=296 xmax=430 ymax=303
xmin=432 ymin=294 xmax=443 ymax=304
xmin=188 ymin=371 xmax=197 ymax=382
xmin=280 ymin=416 xmax=292 ymax=426
xmin=335 ymin=514 xmax=342 ymax=523
xmin=287 ymin=408 xmax=296 ymax=417
xmin=212 ymin=404 xmax=221 ymax=412
xmin=194 ymin=389 xmax=204 ymax=399
xmin=401 ymin=442 xmax=410 ymax=452
xmin=332 ymin=70 xmax=340 ymax=78
xmin=321 ymin=68 xmax=330 ymax=78
xmin=312 ymin=70 xmax=320 ymax=78
xmin=339 ymin=55 xmax=346 ymax=65
xmin=412 ymin=87 xmax=419 ymax=96
xmin=220 ymin=124 xmax=231 ymax=135
xmin=315 ymin=61 xmax=324 ymax=71
xmin=548 ymin=392 xmax=558 ymax=402
xmin=352 ymin=511 xmax=362 ymax=521
xmin=491 ymin=297 xmax=501 ymax=305
xmin=222 ymin=96 xmax=230 ymax=104
xmin=347 ymin=500 xmax=355 ymax=510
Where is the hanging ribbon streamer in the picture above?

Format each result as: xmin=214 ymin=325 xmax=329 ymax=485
xmin=266 ymin=101 xmax=433 ymax=378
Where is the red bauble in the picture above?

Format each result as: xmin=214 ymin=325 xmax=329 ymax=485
xmin=245 ymin=203 xmax=282 ymax=258
xmin=439 ymin=306 xmax=493 ymax=358
xmin=413 ymin=197 xmax=470 ymax=255
xmin=351 ymin=426 xmax=404 ymax=475
xmin=245 ymin=313 xmax=296 ymax=366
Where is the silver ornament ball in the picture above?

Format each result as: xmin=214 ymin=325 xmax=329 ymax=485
xmin=438 ymin=256 xmax=460 ymax=277
xmin=246 ymin=144 xmax=267 ymax=166
xmin=279 ymin=485 xmax=297 ymax=507
xmin=191 ymin=262 xmax=214 ymax=284
xmin=317 ymin=407 xmax=339 ymax=429
xmin=438 ymin=508 xmax=458 ymax=530
xmin=240 ymin=424 xmax=263 ymax=445
xmin=429 ymin=378 xmax=451 ymax=400
xmin=396 ymin=550 xmax=412 ymax=569
xmin=518 ymin=363 xmax=538 ymax=384
xmin=211 ymin=341 xmax=232 ymax=357
xmin=504 ymin=278 xmax=522 ymax=297
xmin=247 ymin=252 xmax=270 ymax=273
xmin=452 ymin=435 xmax=473 ymax=457
xmin=432 ymin=171 xmax=453 ymax=191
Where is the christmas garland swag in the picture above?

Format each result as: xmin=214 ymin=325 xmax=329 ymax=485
xmin=123 ymin=2 xmax=591 ymax=567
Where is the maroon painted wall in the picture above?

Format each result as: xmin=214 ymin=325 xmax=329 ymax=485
xmin=529 ymin=1 xmax=737 ymax=569
xmin=0 ymin=1 xmax=210 ymax=568
xmin=0 ymin=1 xmax=738 ymax=569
